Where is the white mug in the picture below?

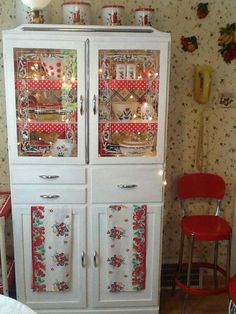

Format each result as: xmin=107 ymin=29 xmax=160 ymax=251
xmin=140 ymin=102 xmax=155 ymax=121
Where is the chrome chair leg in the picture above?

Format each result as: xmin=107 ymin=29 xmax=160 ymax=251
xmin=172 ymin=232 xmax=185 ymax=294
xmin=181 ymin=235 xmax=194 ymax=314
xmin=187 ymin=235 xmax=194 ymax=288
xmin=228 ymin=300 xmax=232 ymax=314
xmin=214 ymin=241 xmax=218 ymax=288
xmin=226 ymin=234 xmax=232 ymax=284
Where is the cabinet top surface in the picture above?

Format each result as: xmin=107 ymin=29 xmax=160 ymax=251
xmin=3 ymin=24 xmax=171 ymax=41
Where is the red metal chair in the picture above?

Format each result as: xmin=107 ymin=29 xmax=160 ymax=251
xmin=229 ymin=275 xmax=236 ymax=313
xmin=173 ymin=173 xmax=232 ymax=303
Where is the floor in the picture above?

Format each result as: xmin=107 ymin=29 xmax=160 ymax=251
xmin=160 ymin=289 xmax=229 ymax=314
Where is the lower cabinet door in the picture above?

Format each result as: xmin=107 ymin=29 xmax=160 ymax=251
xmin=12 ymin=204 xmax=87 ymax=310
xmin=89 ymin=203 xmax=163 ymax=308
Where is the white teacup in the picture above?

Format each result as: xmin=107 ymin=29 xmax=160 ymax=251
xmin=140 ymin=102 xmax=155 ymax=121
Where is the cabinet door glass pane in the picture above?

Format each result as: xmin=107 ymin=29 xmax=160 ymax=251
xmin=98 ymin=49 xmax=159 ymax=158
xmin=14 ymin=48 xmax=78 ymax=157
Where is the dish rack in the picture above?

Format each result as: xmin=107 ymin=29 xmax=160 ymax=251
xmin=0 ymin=193 xmax=15 ymax=295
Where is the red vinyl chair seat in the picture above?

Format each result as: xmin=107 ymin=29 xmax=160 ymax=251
xmin=229 ymin=275 xmax=236 ymax=305
xmin=182 ymin=215 xmax=232 ymax=241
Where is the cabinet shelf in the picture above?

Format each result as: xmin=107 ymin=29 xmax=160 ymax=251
xmin=99 ymin=121 xmax=157 ymax=133
xmin=15 ymin=79 xmax=77 ymax=91
xmin=17 ymin=121 xmax=77 ymax=134
xmin=99 ymin=79 xmax=159 ymax=91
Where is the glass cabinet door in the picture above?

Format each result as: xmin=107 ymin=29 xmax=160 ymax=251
xmin=97 ymin=49 xmax=160 ymax=159
xmin=14 ymin=48 xmax=78 ymax=158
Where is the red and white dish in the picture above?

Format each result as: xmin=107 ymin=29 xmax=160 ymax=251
xmin=112 ymin=102 xmax=138 ymax=122
xmin=119 ymin=142 xmax=152 ymax=156
xmin=41 ymin=56 xmax=63 ymax=79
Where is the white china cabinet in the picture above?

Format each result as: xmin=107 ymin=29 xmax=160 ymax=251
xmin=3 ymin=25 xmax=170 ymax=314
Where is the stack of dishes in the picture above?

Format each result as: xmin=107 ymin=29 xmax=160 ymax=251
xmin=119 ymin=140 xmax=152 ymax=156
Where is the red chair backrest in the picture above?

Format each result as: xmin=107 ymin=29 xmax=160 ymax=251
xmin=178 ymin=173 xmax=225 ymax=201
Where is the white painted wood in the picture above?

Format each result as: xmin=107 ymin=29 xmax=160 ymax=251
xmin=12 ymin=205 xmax=87 ymax=309
xmin=91 ymin=165 xmax=164 ymax=203
xmin=11 ymin=185 xmax=86 ymax=204
xmin=89 ymin=204 xmax=162 ymax=307
xmin=11 ymin=165 xmax=86 ymax=185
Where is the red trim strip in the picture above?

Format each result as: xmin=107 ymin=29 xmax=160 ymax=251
xmin=175 ymin=262 xmax=227 ymax=296
xmin=63 ymin=2 xmax=91 ymax=5
xmin=135 ymin=8 xmax=154 ymax=12
xmin=102 ymin=5 xmax=125 ymax=9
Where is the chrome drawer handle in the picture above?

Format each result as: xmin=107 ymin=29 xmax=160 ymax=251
xmin=81 ymin=251 xmax=86 ymax=268
xmin=93 ymin=95 xmax=97 ymax=115
xmin=93 ymin=251 xmax=98 ymax=267
xmin=39 ymin=175 xmax=60 ymax=180
xmin=40 ymin=194 xmax=60 ymax=199
xmin=117 ymin=184 xmax=138 ymax=189
xmin=79 ymin=95 xmax=84 ymax=116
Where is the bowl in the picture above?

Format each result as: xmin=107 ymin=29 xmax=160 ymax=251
xmin=119 ymin=141 xmax=152 ymax=156
xmin=112 ymin=102 xmax=138 ymax=122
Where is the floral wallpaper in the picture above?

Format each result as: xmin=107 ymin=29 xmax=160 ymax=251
xmin=0 ymin=0 xmax=235 ymax=265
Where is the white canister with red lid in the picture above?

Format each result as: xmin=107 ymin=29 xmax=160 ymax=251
xmin=101 ymin=5 xmax=125 ymax=26
xmin=135 ymin=7 xmax=154 ymax=26
xmin=63 ymin=2 xmax=91 ymax=25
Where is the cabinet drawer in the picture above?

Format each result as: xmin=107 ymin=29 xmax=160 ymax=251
xmin=11 ymin=165 xmax=86 ymax=185
xmin=91 ymin=166 xmax=164 ymax=203
xmin=12 ymin=185 xmax=86 ymax=204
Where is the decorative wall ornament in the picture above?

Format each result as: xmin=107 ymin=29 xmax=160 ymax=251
xmin=196 ymin=3 xmax=209 ymax=19
xmin=218 ymin=23 xmax=236 ymax=63
xmin=181 ymin=36 xmax=198 ymax=52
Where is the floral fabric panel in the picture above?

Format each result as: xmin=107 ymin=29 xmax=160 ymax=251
xmin=31 ymin=206 xmax=72 ymax=292
xmin=107 ymin=204 xmax=147 ymax=293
